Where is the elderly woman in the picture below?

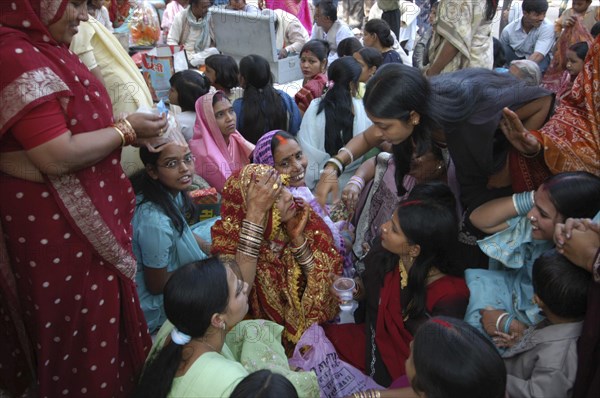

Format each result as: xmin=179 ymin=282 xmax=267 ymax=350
xmin=0 ymin=1 xmax=166 ymax=397
xmin=211 ymin=164 xmax=342 ymax=349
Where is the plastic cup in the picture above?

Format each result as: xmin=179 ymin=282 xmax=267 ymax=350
xmin=333 ymin=277 xmax=356 ymax=312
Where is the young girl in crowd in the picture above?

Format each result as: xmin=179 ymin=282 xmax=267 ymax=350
xmin=499 ymin=250 xmax=589 ymax=398
xmin=363 ymin=19 xmax=402 ymax=65
xmin=557 ymin=41 xmax=589 ymax=106
xmin=168 ymin=70 xmax=211 ymax=141
xmin=399 ymin=317 xmax=506 ymax=398
xmin=131 ymin=144 xmax=209 ymax=333
xmin=337 ymin=37 xmax=363 ymax=57
xmin=230 ymin=370 xmax=299 ymax=398
xmin=204 ymin=54 xmax=240 ymax=100
xmin=133 ymin=259 xmax=319 ymax=398
xmin=253 ymin=130 xmax=354 ymax=276
xmin=190 ymin=91 xmax=254 ymax=192
xmin=353 ymin=47 xmax=383 ymax=84
xmin=297 ymin=56 xmax=372 ymax=192
xmin=325 ymin=188 xmax=469 ymax=387
xmin=295 ymin=40 xmax=329 ymax=115
xmin=233 ymin=54 xmax=301 ymax=143
xmin=467 ymin=172 xmax=600 ymax=342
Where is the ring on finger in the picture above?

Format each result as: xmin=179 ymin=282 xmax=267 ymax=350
xmin=272 ymin=183 xmax=279 ymax=190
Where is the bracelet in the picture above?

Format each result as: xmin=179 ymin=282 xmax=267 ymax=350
xmin=242 ymin=219 xmax=265 ymax=234
xmin=503 ymin=314 xmax=515 ymax=334
xmin=290 ymin=237 xmax=308 ymax=253
xmin=495 ymin=312 xmax=509 ymax=332
xmin=113 ymin=125 xmax=126 ymax=147
xmin=325 ymin=157 xmax=344 ymax=177
xmin=337 ymin=147 xmax=354 ymax=164
xmin=348 ymin=176 xmax=365 ymax=191
xmin=512 ymin=190 xmax=535 ymax=216
xmin=114 ymin=119 xmax=136 ymax=145
xmin=521 ymin=144 xmax=541 ymax=158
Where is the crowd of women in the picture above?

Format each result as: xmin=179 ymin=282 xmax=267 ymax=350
xmin=1 ymin=1 xmax=600 ymax=398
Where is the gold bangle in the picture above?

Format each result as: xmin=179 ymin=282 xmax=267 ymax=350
xmin=113 ymin=125 xmax=126 ymax=147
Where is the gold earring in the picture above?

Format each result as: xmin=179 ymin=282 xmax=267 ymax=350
xmin=398 ymin=258 xmax=408 ymax=289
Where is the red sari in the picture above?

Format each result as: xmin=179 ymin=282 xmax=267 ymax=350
xmin=211 ymin=164 xmax=343 ymax=348
xmin=0 ymin=1 xmax=150 ymax=396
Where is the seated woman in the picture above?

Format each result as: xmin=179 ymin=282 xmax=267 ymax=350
xmin=467 ymin=171 xmax=600 ymax=342
xmin=253 ymin=130 xmax=353 ymax=276
xmin=233 ymin=55 xmax=301 ymax=143
xmin=211 ymin=164 xmax=343 ymax=349
xmin=295 ymin=40 xmax=329 ymax=115
xmin=297 ymin=56 xmax=372 ymax=192
xmin=189 ymin=91 xmax=254 ymax=193
xmin=166 ymin=0 xmax=219 ymax=67
xmin=204 ymin=54 xmax=241 ymax=101
xmin=324 ymin=188 xmax=469 ymax=387
xmin=336 ymin=37 xmax=363 ymax=57
xmin=363 ymin=18 xmax=403 ymax=64
xmin=131 ymin=143 xmax=210 ymax=333
xmin=353 ymin=47 xmax=383 ymax=84
xmin=554 ymin=41 xmax=589 ymax=107
xmin=132 ymin=258 xmax=319 ymax=398
xmin=168 ymin=70 xmax=211 ymax=142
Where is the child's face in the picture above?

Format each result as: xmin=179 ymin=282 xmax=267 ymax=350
xmin=572 ymin=0 xmax=592 ymax=14
xmin=429 ymin=4 xmax=438 ymax=25
xmin=205 ymin=65 xmax=217 ymax=86
xmin=565 ymin=49 xmax=584 ymax=77
xmin=168 ymin=86 xmax=179 ymax=106
xmin=229 ymin=0 xmax=246 ymax=10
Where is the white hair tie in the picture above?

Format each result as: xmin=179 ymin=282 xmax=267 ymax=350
xmin=171 ymin=327 xmax=191 ymax=345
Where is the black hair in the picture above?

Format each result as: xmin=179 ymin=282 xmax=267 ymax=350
xmin=318 ymin=0 xmax=338 ymax=22
xmin=230 ymin=370 xmax=299 ymax=398
xmin=317 ymin=56 xmax=362 ymax=157
xmin=364 ymin=19 xmax=395 ymax=48
xmin=300 ymin=39 xmax=330 ymax=63
xmin=190 ymin=0 xmax=215 ymax=5
xmin=133 ymin=258 xmax=230 ymax=398
xmin=484 ymin=0 xmax=499 ymax=20
xmin=337 ymin=37 xmax=363 ymax=57
xmin=239 ymin=54 xmax=288 ymax=144
xmin=356 ymin=47 xmax=383 ymax=69
xmin=169 ymin=70 xmax=210 ymax=112
xmin=411 ymin=317 xmax=506 ymax=398
xmin=493 ymin=37 xmax=506 ymax=68
xmin=212 ymin=90 xmax=230 ymax=107
xmin=408 ymin=181 xmax=457 ymax=222
xmin=591 ymin=21 xmax=600 ymax=38
xmin=205 ymin=54 xmax=240 ymax=91
xmin=532 ymin=249 xmax=589 ymax=319
xmin=522 ymin=0 xmax=549 ymax=14
xmin=568 ymin=41 xmax=589 ymax=61
xmin=543 ymin=171 xmax=600 ymax=220
xmin=131 ymin=146 xmax=193 ymax=236
xmin=364 ymin=64 xmax=436 ymax=195
xmin=397 ymin=192 xmax=461 ymax=319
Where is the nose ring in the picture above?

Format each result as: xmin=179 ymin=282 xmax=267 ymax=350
xmin=529 ymin=216 xmax=536 ymax=222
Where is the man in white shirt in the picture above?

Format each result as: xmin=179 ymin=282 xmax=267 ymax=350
xmin=260 ymin=8 xmax=310 ymax=58
xmin=310 ymin=0 xmax=354 ymax=65
xmin=500 ymin=0 xmax=554 ymax=73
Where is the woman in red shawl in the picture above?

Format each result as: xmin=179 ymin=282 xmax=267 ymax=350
xmin=502 ymin=34 xmax=600 ymax=180
xmin=324 ymin=186 xmax=469 ymax=387
xmin=211 ymin=164 xmax=342 ymax=349
xmin=0 ymin=1 xmax=166 ymax=396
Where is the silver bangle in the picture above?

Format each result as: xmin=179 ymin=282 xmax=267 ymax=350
xmin=337 ymin=147 xmax=354 ymax=164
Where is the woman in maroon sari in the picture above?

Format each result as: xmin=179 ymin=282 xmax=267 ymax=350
xmin=0 ymin=1 xmax=166 ymax=396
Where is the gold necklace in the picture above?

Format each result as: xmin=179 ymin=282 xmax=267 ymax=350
xmin=200 ymin=340 xmax=219 ymax=353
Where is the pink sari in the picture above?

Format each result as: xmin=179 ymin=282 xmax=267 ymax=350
xmin=189 ymin=91 xmax=254 ymax=192
xmin=265 ymin=0 xmax=313 ymax=34
xmin=0 ymin=1 xmax=150 ymax=396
